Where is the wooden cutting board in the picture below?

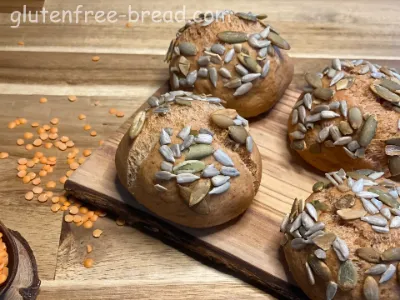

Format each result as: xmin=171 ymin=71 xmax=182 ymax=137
xmin=65 ymin=79 xmax=319 ymax=299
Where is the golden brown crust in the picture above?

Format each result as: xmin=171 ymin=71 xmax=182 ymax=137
xmin=167 ymin=13 xmax=294 ymax=118
xmin=288 ymin=61 xmax=400 ymax=176
xmin=115 ymin=99 xmax=262 ymax=228
xmin=281 ymin=172 xmax=400 ymax=300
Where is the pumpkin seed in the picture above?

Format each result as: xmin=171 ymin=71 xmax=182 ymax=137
xmin=312 ymin=181 xmax=325 ymax=192
xmin=336 ymin=78 xmax=349 ymax=90
xmin=313 ymin=87 xmax=335 ymax=101
xmin=235 ymin=64 xmax=249 ymax=76
xmin=224 ymin=78 xmax=242 ymax=89
xmin=213 ymin=149 xmax=234 ymax=167
xmin=381 ymin=248 xmax=400 ymax=261
xmin=358 ymin=115 xmax=377 ymax=147
xmin=338 ymin=260 xmax=358 ymax=291
xmin=266 ymin=32 xmax=290 ymax=50
xmin=379 ymin=264 xmax=396 ymax=283
xmin=189 ymin=179 xmax=211 ymax=207
xmin=173 ymin=160 xmax=205 ymax=174
xmin=185 ymin=144 xmax=214 ymax=161
xmin=380 ymin=78 xmax=400 ymax=92
xmin=217 ymin=31 xmax=248 ymax=44
xmin=363 ymin=276 xmax=379 ymax=300
xmin=312 ymin=232 xmax=335 ymax=250
xmin=237 ymin=53 xmax=262 ymax=73
xmin=129 ymin=111 xmax=146 ymax=140
xmin=211 ymin=114 xmax=234 ymax=129
xmin=356 ymin=248 xmax=381 ymax=263
xmin=339 ymin=121 xmax=353 ymax=135
xmin=348 ymin=107 xmax=363 ymax=129
xmin=234 ymin=82 xmax=253 ymax=96
xmin=332 ymin=58 xmax=341 ymax=71
xmin=308 ymin=254 xmax=332 ymax=282
xmin=178 ymin=42 xmax=197 ymax=56
xmin=290 ymin=140 xmax=305 ymax=151
xmin=305 ymin=73 xmax=322 ymax=88
xmin=337 ymin=208 xmax=366 ymax=220
xmin=370 ymin=84 xmax=400 ymax=103
xmin=235 ymin=12 xmax=257 ymax=22
xmin=389 ymin=156 xmax=400 ymax=177
xmin=368 ymin=188 xmax=399 ymax=208
xmin=228 ymin=126 xmax=248 ymax=144
xmin=209 ymin=181 xmax=230 ymax=195
xmin=155 ymin=171 xmax=176 ymax=181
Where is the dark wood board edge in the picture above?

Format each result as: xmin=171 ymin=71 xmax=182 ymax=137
xmin=65 ymin=180 xmax=306 ymax=300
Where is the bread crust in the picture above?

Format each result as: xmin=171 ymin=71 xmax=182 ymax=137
xmin=116 ymin=99 xmax=262 ymax=228
xmin=288 ymin=61 xmax=400 ymax=176
xmin=167 ymin=13 xmax=294 ymax=118
xmin=281 ymin=172 xmax=400 ymax=299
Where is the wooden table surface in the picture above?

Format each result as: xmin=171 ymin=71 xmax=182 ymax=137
xmin=0 ymin=1 xmax=399 ymax=299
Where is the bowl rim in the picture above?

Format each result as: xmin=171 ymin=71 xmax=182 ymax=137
xmin=0 ymin=220 xmax=19 ymax=296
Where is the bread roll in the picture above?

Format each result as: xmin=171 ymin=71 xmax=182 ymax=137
xmin=280 ymin=169 xmax=400 ymax=299
xmin=288 ymin=59 xmax=400 ymax=177
xmin=165 ymin=11 xmax=294 ymax=118
xmin=115 ymin=91 xmax=262 ymax=228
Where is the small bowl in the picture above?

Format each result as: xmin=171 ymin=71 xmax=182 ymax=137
xmin=0 ymin=220 xmax=19 ymax=297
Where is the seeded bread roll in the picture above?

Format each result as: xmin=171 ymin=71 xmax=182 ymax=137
xmin=281 ymin=169 xmax=400 ymax=300
xmin=288 ymin=59 xmax=400 ymax=177
xmin=115 ymin=91 xmax=262 ymax=228
xmin=165 ymin=11 xmax=294 ymax=118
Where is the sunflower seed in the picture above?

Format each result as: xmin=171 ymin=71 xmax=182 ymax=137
xmin=171 ymin=74 xmax=179 ymax=89
xmin=242 ymin=73 xmax=261 ymax=83
xmin=186 ymin=70 xmax=197 ymax=86
xmin=372 ymin=225 xmax=389 ymax=233
xmin=305 ymin=203 xmax=318 ymax=222
xmin=147 ymin=96 xmax=159 ymax=107
xmin=333 ymin=136 xmax=352 ymax=146
xmin=290 ymin=238 xmax=307 ymax=250
xmin=159 ymin=145 xmax=175 ymax=163
xmin=339 ymin=100 xmax=348 ymax=118
xmin=234 ymin=82 xmax=253 ymax=96
xmin=314 ymin=249 xmax=326 ymax=260
xmin=332 ymin=58 xmax=341 ymax=71
xmin=360 ymin=198 xmax=379 ymax=215
xmin=259 ymin=26 xmax=270 ymax=38
xmin=155 ymin=171 xmax=176 ymax=181
xmin=154 ymin=184 xmax=168 ymax=192
xmin=305 ymin=112 xmax=322 ymax=123
xmin=161 ymin=161 xmax=173 ymax=172
xmin=300 ymin=211 xmax=314 ymax=230
xmin=338 ymin=260 xmax=358 ymax=291
xmin=313 ymin=87 xmax=335 ymax=101
xmin=305 ymin=222 xmax=326 ymax=237
xmin=198 ymin=56 xmax=211 ymax=66
xmin=129 ymin=111 xmax=146 ymax=140
xmin=246 ymin=136 xmax=254 ymax=153
xmin=371 ymin=72 xmax=385 ymax=79
xmin=176 ymin=173 xmax=200 ymax=184
xmin=389 ymin=216 xmax=400 ymax=229
xmin=208 ymin=67 xmax=218 ymax=87
xmin=293 ymin=99 xmax=304 ymax=109
xmin=333 ymin=237 xmax=349 ymax=261
xmin=362 ymin=215 xmax=388 ymax=227
xmin=220 ymin=166 xmax=240 ymax=177
xmin=280 ymin=213 xmax=290 ymax=232
xmin=201 ymin=164 xmax=220 ymax=178
xmin=381 ymin=248 xmax=400 ymax=261
xmin=210 ymin=43 xmax=225 ymax=55
xmin=347 ymin=107 xmax=363 ymax=129
xmin=217 ymin=68 xmax=231 ymax=80
xmin=289 ymin=214 xmax=303 ymax=233
xmin=235 ymin=64 xmax=249 ymax=76
xmin=291 ymin=140 xmax=305 ymax=151
xmin=176 ymin=126 xmax=191 ymax=141
xmin=209 ymin=181 xmax=230 ymax=195
xmin=327 ymin=68 xmax=337 ymax=78
xmin=369 ymin=198 xmax=383 ymax=211
xmin=308 ymin=255 xmax=332 ymax=282
xmin=321 ymin=111 xmax=340 ymax=120
xmin=379 ymin=264 xmax=396 ymax=283
xmin=370 ymin=84 xmax=400 ymax=103
xmin=168 ymin=144 xmax=181 ymax=158
xmin=330 ymin=71 xmax=345 ymax=86
xmin=381 ymin=207 xmax=392 ymax=220
xmin=357 ymin=64 xmax=369 ymax=75
xmin=366 ymin=264 xmax=387 ymax=276
xmin=258 ymin=47 xmax=268 ymax=58
xmin=194 ymin=134 xmax=212 ymax=144
xmin=329 ymin=101 xmax=340 ymax=110
xmin=211 ymin=175 xmax=230 ymax=187
xmin=291 ymin=109 xmax=299 ymax=126
xmin=180 ymin=135 xmax=194 ymax=151
xmin=391 ymin=208 xmax=400 ymax=216
xmin=289 ymin=131 xmax=305 ymax=140
xmin=159 ymin=129 xmax=171 ymax=145
xmin=213 ymin=149 xmax=234 ymax=167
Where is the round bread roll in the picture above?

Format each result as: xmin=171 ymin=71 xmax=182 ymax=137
xmin=165 ymin=11 xmax=294 ymax=118
xmin=115 ymin=91 xmax=262 ymax=228
xmin=288 ymin=58 xmax=400 ymax=177
xmin=280 ymin=169 xmax=400 ymax=300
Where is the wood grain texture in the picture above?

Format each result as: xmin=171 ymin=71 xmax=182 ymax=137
xmin=0 ymin=0 xmax=398 ymax=299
